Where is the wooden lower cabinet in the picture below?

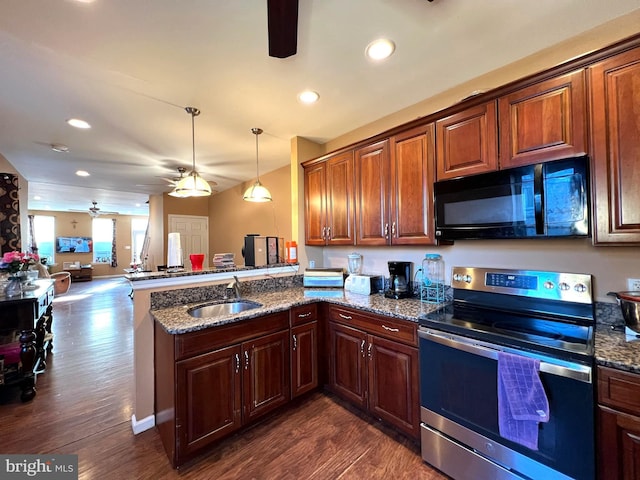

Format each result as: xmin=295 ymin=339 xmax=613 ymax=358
xmin=328 ymin=313 xmax=420 ymax=439
xmin=176 ymin=345 xmax=242 ymax=459
xmin=243 ymin=330 xmax=290 ymax=423
xmin=155 ymin=311 xmax=290 ymax=467
xmin=598 ymin=366 xmax=640 ymax=479
xmin=291 ymin=321 xmax=318 ymax=398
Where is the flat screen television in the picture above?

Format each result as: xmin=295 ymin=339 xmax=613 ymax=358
xmin=56 ymin=236 xmax=93 ymax=253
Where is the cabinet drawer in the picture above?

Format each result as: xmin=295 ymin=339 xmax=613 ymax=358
xmin=328 ymin=306 xmax=417 ymax=346
xmin=175 ymin=311 xmax=289 ymax=360
xmin=290 ymin=303 xmax=318 ymax=326
xmin=598 ymin=366 xmax=640 ymax=415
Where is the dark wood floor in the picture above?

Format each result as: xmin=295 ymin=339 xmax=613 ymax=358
xmin=0 ymin=277 xmax=447 ymax=479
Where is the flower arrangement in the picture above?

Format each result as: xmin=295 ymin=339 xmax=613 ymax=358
xmin=0 ymin=251 xmax=39 ymax=275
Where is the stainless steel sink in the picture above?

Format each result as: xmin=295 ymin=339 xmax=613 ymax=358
xmin=188 ymin=300 xmax=262 ymax=318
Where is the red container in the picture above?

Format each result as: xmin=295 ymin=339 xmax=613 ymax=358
xmin=189 ymin=254 xmax=205 ymax=271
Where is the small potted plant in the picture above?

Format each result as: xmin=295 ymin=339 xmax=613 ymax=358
xmin=0 ymin=251 xmax=39 ymax=296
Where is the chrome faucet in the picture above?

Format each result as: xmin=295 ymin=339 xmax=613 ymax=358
xmin=227 ymin=275 xmax=242 ymax=299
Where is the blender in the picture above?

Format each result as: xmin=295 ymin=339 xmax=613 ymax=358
xmin=344 ymin=253 xmax=362 ymax=291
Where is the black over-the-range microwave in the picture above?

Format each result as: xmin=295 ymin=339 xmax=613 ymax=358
xmin=434 ymin=156 xmax=590 ymax=240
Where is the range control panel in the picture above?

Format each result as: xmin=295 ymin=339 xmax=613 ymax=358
xmin=451 ymin=266 xmax=593 ymax=304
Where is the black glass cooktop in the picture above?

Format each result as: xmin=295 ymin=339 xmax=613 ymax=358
xmin=419 ymin=302 xmax=594 ymax=363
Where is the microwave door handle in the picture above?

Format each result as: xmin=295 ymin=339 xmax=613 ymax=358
xmin=533 ymin=163 xmax=545 ymax=235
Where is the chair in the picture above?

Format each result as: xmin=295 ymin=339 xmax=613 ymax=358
xmin=35 ymin=263 xmax=71 ymax=295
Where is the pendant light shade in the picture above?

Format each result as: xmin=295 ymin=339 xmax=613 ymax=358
xmin=169 ymin=107 xmax=212 ymax=198
xmin=243 ymin=128 xmax=272 ymax=202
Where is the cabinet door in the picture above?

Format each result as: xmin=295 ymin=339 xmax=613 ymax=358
xmin=499 ymin=70 xmax=586 ymax=168
xmin=367 ymin=335 xmax=420 ymax=439
xmin=436 ymin=101 xmax=498 ymax=180
xmin=589 ymin=47 xmax=640 ymax=244
xmin=390 ymin=124 xmax=436 ymax=245
xmin=291 ymin=321 xmax=318 ymax=398
xmin=355 ymin=139 xmax=391 ymax=245
xmin=325 ymin=151 xmax=356 ymax=245
xmin=242 ymin=330 xmax=290 ymax=423
xmin=304 ymin=162 xmax=327 ymax=245
xmin=598 ymin=406 xmax=640 ymax=480
xmin=176 ymin=344 xmax=242 ymax=458
xmin=329 ymin=322 xmax=367 ymax=408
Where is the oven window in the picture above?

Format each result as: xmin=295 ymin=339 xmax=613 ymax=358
xmin=420 ymin=336 xmax=595 ymax=480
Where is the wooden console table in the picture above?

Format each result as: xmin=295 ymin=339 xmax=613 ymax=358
xmin=64 ymin=265 xmax=93 ymax=282
xmin=0 ymin=279 xmax=55 ymax=401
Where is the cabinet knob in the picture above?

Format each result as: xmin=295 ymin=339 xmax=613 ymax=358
xmin=244 ymin=350 xmax=249 ymax=370
xmin=235 ymin=353 xmax=240 ymax=373
xmin=298 ymin=312 xmax=311 ymax=318
xmin=292 ymin=334 xmax=297 ymax=351
xmin=382 ymin=325 xmax=400 ymax=333
xmin=384 ymin=223 xmax=389 ymax=238
xmin=368 ymin=342 xmax=373 ymax=358
xmin=360 ymin=339 xmax=366 ymax=357
xmin=339 ymin=313 xmax=352 ymax=320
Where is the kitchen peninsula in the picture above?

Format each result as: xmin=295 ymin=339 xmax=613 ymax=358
xmin=126 ymin=263 xmax=302 ymax=434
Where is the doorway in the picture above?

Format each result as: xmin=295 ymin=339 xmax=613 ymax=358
xmin=168 ymin=215 xmax=209 ymax=268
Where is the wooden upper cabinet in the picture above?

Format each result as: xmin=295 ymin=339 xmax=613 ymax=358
xmin=303 ymin=151 xmax=355 ymax=246
xmin=436 ymin=101 xmax=498 ymax=180
xmin=325 ymin=152 xmax=356 ymax=245
xmin=304 ymin=162 xmax=326 ymax=245
xmin=390 ymin=124 xmax=436 ymax=245
xmin=355 ymin=139 xmax=390 ymax=245
xmin=499 ymin=69 xmax=587 ymax=169
xmin=355 ymin=129 xmax=436 ymax=246
xmin=589 ymin=47 xmax=640 ymax=244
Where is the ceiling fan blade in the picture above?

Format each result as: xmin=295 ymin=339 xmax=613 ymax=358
xmin=267 ymin=0 xmax=298 ymax=58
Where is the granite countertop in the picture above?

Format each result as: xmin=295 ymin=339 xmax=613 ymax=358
xmin=126 ymin=263 xmax=299 ymax=282
xmin=595 ymin=326 xmax=640 ymax=374
xmin=151 ymin=282 xmax=640 ymax=376
xmin=151 ymin=287 xmax=444 ymax=334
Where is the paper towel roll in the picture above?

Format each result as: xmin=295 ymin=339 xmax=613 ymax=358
xmin=167 ymin=232 xmax=183 ymax=268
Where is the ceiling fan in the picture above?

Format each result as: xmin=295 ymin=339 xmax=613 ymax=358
xmin=267 ymin=0 xmax=298 ymax=58
xmin=136 ymin=167 xmax=218 ymax=191
xmin=88 ymin=201 xmax=121 ymax=218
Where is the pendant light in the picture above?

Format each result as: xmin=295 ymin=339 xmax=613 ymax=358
xmin=169 ymin=107 xmax=212 ymax=198
xmin=243 ymin=127 xmax=272 ymax=202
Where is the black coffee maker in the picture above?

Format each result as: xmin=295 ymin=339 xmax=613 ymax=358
xmin=385 ymin=261 xmax=412 ymax=299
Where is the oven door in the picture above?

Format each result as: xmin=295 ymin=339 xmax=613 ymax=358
xmin=419 ymin=328 xmax=594 ymax=480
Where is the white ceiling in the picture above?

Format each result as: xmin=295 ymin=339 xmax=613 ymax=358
xmin=1 ymin=0 xmax=639 ymax=217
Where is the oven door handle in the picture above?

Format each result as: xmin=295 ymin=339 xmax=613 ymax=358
xmin=418 ymin=328 xmax=592 ymax=383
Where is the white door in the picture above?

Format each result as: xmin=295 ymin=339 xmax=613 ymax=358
xmin=168 ymin=215 xmax=209 ymax=268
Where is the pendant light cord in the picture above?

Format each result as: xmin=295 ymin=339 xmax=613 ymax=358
xmin=252 ymin=127 xmax=263 ymax=181
xmin=185 ymin=107 xmax=200 ymax=175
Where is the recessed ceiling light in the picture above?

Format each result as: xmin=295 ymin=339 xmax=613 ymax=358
xmin=33 ymin=195 xmax=41 ymax=200
xmin=365 ymin=39 xmax=396 ymax=61
xmin=51 ymin=143 xmax=69 ymax=153
xmin=76 ymin=170 xmax=90 ymax=177
xmin=67 ymin=118 xmax=91 ymax=129
xmin=298 ymin=90 xmax=320 ymax=104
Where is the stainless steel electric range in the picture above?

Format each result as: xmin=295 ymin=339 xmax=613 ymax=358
xmin=418 ymin=266 xmax=595 ymax=480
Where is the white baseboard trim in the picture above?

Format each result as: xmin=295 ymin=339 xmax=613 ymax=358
xmin=131 ymin=413 xmax=155 ymax=434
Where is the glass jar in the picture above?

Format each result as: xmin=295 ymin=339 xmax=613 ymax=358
xmin=421 ymin=254 xmax=445 ymax=303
